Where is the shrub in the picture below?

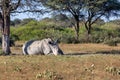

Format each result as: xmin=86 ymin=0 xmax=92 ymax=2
xmin=0 ymin=49 xmax=4 ymax=55
xmin=10 ymin=19 xmax=120 ymax=44
xmin=60 ymin=34 xmax=76 ymax=43
xmin=20 ymin=18 xmax=36 ymax=26
xmin=91 ymin=27 xmax=120 ymax=43
xmin=104 ymin=39 xmax=117 ymax=46
xmin=104 ymin=37 xmax=120 ymax=46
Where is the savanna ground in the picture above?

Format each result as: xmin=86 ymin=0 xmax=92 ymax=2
xmin=0 ymin=42 xmax=120 ymax=80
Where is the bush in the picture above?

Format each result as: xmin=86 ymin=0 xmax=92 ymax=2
xmin=0 ymin=50 xmax=4 ymax=55
xmin=91 ymin=27 xmax=120 ymax=43
xmin=104 ymin=37 xmax=120 ymax=46
xmin=10 ymin=34 xmax=19 ymax=41
xmin=10 ymin=24 xmax=75 ymax=43
xmin=10 ymin=19 xmax=120 ymax=44
xmin=104 ymin=39 xmax=117 ymax=46
xmin=20 ymin=18 xmax=36 ymax=26
xmin=60 ymin=34 xmax=76 ymax=43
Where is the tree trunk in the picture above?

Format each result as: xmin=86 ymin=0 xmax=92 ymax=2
xmin=75 ymin=20 xmax=80 ymax=41
xmin=2 ymin=34 xmax=10 ymax=55
xmin=2 ymin=0 xmax=11 ymax=55
xmin=2 ymin=14 xmax=11 ymax=55
xmin=86 ymin=30 xmax=91 ymax=42
xmin=86 ymin=25 xmax=92 ymax=42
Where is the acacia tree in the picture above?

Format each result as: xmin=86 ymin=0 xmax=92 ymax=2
xmin=82 ymin=0 xmax=120 ymax=41
xmin=0 ymin=0 xmax=43 ymax=55
xmin=41 ymin=0 xmax=120 ymax=42
xmin=41 ymin=0 xmax=84 ymax=41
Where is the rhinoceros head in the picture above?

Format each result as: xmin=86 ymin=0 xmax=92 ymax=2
xmin=46 ymin=38 xmax=64 ymax=55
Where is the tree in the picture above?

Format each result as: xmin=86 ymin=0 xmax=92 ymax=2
xmin=21 ymin=18 xmax=36 ymax=26
xmin=41 ymin=0 xmax=120 ymax=42
xmin=0 ymin=0 xmax=43 ymax=55
xmin=41 ymin=0 xmax=84 ymax=41
xmin=51 ymin=13 xmax=72 ymax=28
xmin=11 ymin=18 xmax=21 ymax=26
xmin=82 ymin=0 xmax=120 ymax=42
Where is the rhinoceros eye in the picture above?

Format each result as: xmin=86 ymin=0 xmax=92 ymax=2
xmin=48 ymin=41 xmax=53 ymax=44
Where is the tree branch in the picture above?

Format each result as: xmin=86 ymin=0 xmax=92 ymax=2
xmin=91 ymin=12 xmax=104 ymax=25
xmin=10 ymin=0 xmax=21 ymax=11
xmin=11 ymin=9 xmax=43 ymax=14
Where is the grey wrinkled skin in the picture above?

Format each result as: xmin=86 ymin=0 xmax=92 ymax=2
xmin=22 ymin=38 xmax=64 ymax=55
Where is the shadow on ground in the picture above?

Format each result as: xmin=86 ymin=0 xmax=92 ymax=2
xmin=1 ymin=50 xmax=120 ymax=56
xmin=65 ymin=50 xmax=120 ymax=56
xmin=96 ymin=50 xmax=120 ymax=54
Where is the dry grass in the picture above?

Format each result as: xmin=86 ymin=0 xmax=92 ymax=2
xmin=0 ymin=43 xmax=120 ymax=80
xmin=60 ymin=43 xmax=120 ymax=54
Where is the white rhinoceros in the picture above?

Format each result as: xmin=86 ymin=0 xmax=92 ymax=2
xmin=22 ymin=38 xmax=64 ymax=55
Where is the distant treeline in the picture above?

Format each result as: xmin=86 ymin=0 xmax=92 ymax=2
xmin=9 ymin=17 xmax=120 ymax=46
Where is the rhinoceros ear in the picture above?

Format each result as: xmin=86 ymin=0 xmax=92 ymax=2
xmin=54 ymin=38 xmax=60 ymax=44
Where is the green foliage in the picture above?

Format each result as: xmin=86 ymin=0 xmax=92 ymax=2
xmin=11 ymin=18 xmax=21 ymax=26
xmin=60 ymin=28 xmax=76 ymax=43
xmin=10 ymin=21 xmax=75 ymax=42
xmin=20 ymin=18 xmax=37 ymax=26
xmin=89 ymin=21 xmax=120 ymax=44
xmin=104 ymin=37 xmax=120 ymax=46
xmin=11 ymin=26 xmax=46 ymax=40
xmin=104 ymin=39 xmax=117 ymax=46
xmin=0 ymin=49 xmax=4 ymax=55
xmin=41 ymin=0 xmax=120 ymax=42
xmin=10 ymin=19 xmax=120 ymax=44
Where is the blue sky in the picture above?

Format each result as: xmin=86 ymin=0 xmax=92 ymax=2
xmin=11 ymin=12 xmax=51 ymax=20
xmin=11 ymin=0 xmax=120 ymax=21
xmin=11 ymin=12 xmax=120 ymax=22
